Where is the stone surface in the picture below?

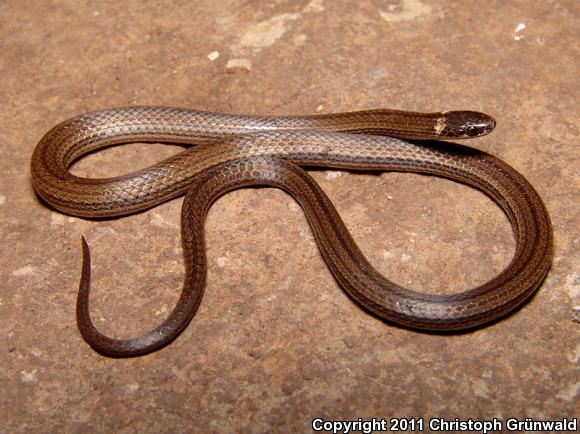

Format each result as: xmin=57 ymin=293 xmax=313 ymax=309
xmin=0 ymin=0 xmax=578 ymax=432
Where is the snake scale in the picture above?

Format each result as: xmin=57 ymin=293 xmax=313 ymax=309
xmin=30 ymin=107 xmax=552 ymax=357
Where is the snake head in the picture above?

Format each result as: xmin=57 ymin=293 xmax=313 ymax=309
xmin=436 ymin=111 xmax=496 ymax=139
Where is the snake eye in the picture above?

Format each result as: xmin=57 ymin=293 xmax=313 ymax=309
xmin=467 ymin=126 xmax=480 ymax=137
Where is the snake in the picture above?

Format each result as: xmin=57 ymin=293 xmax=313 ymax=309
xmin=30 ymin=106 xmax=553 ymax=357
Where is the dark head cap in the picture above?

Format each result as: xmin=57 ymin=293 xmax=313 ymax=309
xmin=437 ymin=111 xmax=496 ymax=139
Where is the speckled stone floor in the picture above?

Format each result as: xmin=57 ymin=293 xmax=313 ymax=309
xmin=1 ymin=0 xmax=578 ymax=432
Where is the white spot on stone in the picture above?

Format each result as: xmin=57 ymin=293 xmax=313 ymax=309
xmin=401 ymin=253 xmax=412 ymax=262
xmin=51 ymin=213 xmax=65 ymax=225
xmin=217 ymin=256 xmax=228 ymax=267
xmin=568 ymin=344 xmax=580 ymax=363
xmin=151 ymin=212 xmax=178 ymax=229
xmin=326 ymin=171 xmax=342 ymax=180
xmin=386 ymin=195 xmax=393 ymax=200
xmin=216 ymin=14 xmax=236 ymax=25
xmin=239 ymin=13 xmax=300 ymax=48
xmin=50 ymin=212 xmax=78 ymax=225
xmin=30 ymin=348 xmax=43 ymax=358
xmin=316 ymin=105 xmax=324 ymax=112
xmin=0 ymin=195 xmax=5 ymax=205
xmin=293 ymin=34 xmax=308 ymax=46
xmin=155 ymin=305 xmax=169 ymax=316
xmin=362 ymin=66 xmax=388 ymax=88
xmin=572 ymin=306 xmax=580 ymax=322
xmin=378 ymin=0 xmax=432 ymax=22
xmin=384 ymin=348 xmax=415 ymax=363
xmin=12 ymin=265 xmax=35 ymax=277
xmin=303 ymin=0 xmax=325 ymax=13
xmin=126 ymin=383 xmax=140 ymax=393
xmin=21 ymin=369 xmax=38 ymax=383
xmin=287 ymin=201 xmax=300 ymax=211
xmin=564 ymin=274 xmax=579 ymax=299
xmin=226 ymin=58 xmax=252 ymax=70
xmin=513 ymin=23 xmax=527 ymax=41
xmin=382 ymin=250 xmax=394 ymax=260
xmin=207 ymin=50 xmax=220 ymax=61
xmin=472 ymin=378 xmax=490 ymax=399
xmin=556 ymin=382 xmax=579 ymax=401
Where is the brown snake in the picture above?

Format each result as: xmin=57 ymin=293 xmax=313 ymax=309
xmin=30 ymin=106 xmax=552 ymax=357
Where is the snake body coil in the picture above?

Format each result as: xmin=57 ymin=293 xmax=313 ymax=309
xmin=31 ymin=107 xmax=552 ymax=357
